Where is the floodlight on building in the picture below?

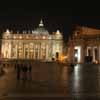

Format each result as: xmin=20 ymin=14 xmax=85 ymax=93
xmin=74 ymin=46 xmax=81 ymax=63
xmin=56 ymin=30 xmax=60 ymax=35
xmin=13 ymin=35 xmax=16 ymax=39
xmin=19 ymin=36 xmax=22 ymax=39
xmin=26 ymin=35 xmax=29 ymax=39
xmin=35 ymin=36 xmax=38 ymax=39
xmin=43 ymin=36 xmax=46 ymax=39
xmin=75 ymin=53 xmax=78 ymax=57
xmin=32 ymin=30 xmax=34 ymax=34
xmin=95 ymin=60 xmax=98 ymax=64
xmin=59 ymin=55 xmax=67 ymax=62
xmin=39 ymin=19 xmax=44 ymax=27
xmin=6 ymin=29 xmax=10 ymax=34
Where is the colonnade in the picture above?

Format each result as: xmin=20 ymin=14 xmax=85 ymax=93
xmin=75 ymin=46 xmax=100 ymax=63
xmin=3 ymin=42 xmax=51 ymax=60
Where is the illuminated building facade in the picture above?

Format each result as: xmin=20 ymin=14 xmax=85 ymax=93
xmin=67 ymin=26 xmax=100 ymax=64
xmin=1 ymin=20 xmax=63 ymax=61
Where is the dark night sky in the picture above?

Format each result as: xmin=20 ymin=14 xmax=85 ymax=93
xmin=0 ymin=4 xmax=100 ymax=41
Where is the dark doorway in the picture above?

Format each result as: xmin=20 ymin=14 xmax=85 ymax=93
xmin=88 ymin=49 xmax=92 ymax=56
xmin=84 ymin=56 xmax=92 ymax=63
xmin=56 ymin=52 xmax=59 ymax=60
xmin=94 ymin=48 xmax=98 ymax=61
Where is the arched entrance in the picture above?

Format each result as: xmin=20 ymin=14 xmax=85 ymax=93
xmin=74 ymin=46 xmax=81 ymax=63
xmin=56 ymin=52 xmax=59 ymax=60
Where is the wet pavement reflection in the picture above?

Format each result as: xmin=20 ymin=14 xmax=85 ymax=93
xmin=70 ymin=64 xmax=100 ymax=99
xmin=0 ymin=62 xmax=100 ymax=99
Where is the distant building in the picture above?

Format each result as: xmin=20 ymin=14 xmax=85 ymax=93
xmin=1 ymin=19 xmax=63 ymax=61
xmin=67 ymin=26 xmax=100 ymax=64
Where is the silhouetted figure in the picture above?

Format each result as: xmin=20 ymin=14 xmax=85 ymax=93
xmin=22 ymin=64 xmax=28 ymax=80
xmin=52 ymin=57 xmax=55 ymax=61
xmin=70 ymin=63 xmax=74 ymax=72
xmin=70 ymin=63 xmax=74 ymax=67
xmin=15 ymin=64 xmax=17 ymax=70
xmin=16 ymin=64 xmax=21 ymax=80
xmin=28 ymin=64 xmax=32 ymax=80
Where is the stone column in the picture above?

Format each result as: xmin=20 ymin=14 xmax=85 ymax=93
xmin=44 ymin=44 xmax=46 ymax=60
xmin=10 ymin=43 xmax=13 ymax=59
xmin=8 ymin=43 xmax=11 ymax=59
xmin=17 ymin=44 xmax=19 ymax=59
xmin=41 ymin=43 xmax=44 ymax=60
xmin=39 ymin=43 xmax=41 ymax=60
xmin=38 ymin=44 xmax=40 ymax=60
xmin=16 ymin=44 xmax=18 ymax=59
xmin=33 ymin=45 xmax=35 ymax=59
xmin=80 ymin=46 xmax=83 ymax=63
xmin=36 ymin=44 xmax=38 ymax=60
xmin=48 ymin=44 xmax=50 ymax=60
xmin=23 ymin=44 xmax=25 ymax=59
xmin=86 ymin=47 xmax=88 ymax=56
xmin=99 ymin=45 xmax=100 ymax=63
xmin=22 ymin=43 xmax=24 ymax=59
xmin=92 ymin=47 xmax=95 ymax=62
xmin=34 ymin=45 xmax=36 ymax=59
xmin=1 ymin=42 xmax=4 ymax=59
xmin=37 ymin=44 xmax=39 ymax=60
xmin=46 ymin=45 xmax=48 ymax=60
xmin=82 ymin=45 xmax=87 ymax=63
xmin=40 ymin=43 xmax=42 ymax=60
xmin=28 ymin=45 xmax=29 ymax=59
xmin=97 ymin=46 xmax=99 ymax=62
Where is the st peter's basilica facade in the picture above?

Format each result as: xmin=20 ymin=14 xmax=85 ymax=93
xmin=1 ymin=20 xmax=63 ymax=61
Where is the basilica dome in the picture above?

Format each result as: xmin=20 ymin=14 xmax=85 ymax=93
xmin=32 ymin=19 xmax=49 ymax=36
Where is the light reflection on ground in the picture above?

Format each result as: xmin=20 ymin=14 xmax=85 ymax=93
xmin=0 ymin=62 xmax=100 ymax=99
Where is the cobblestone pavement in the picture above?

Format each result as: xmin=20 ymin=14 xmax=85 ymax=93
xmin=0 ymin=63 xmax=100 ymax=100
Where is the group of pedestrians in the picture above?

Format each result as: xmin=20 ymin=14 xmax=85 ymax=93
xmin=15 ymin=63 xmax=32 ymax=80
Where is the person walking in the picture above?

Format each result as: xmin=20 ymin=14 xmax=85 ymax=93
xmin=28 ymin=64 xmax=32 ymax=80
xmin=16 ymin=64 xmax=21 ymax=80
xmin=22 ymin=64 xmax=28 ymax=80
